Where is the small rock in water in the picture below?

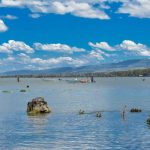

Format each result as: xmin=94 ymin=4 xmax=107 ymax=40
xmin=147 ymin=116 xmax=150 ymax=124
xmin=27 ymin=97 xmax=51 ymax=115
xmin=130 ymin=108 xmax=142 ymax=112
xmin=96 ymin=112 xmax=101 ymax=118
xmin=79 ymin=109 xmax=85 ymax=115
xmin=147 ymin=119 xmax=150 ymax=124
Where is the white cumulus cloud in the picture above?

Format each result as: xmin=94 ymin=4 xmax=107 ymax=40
xmin=0 ymin=40 xmax=34 ymax=53
xmin=89 ymin=50 xmax=104 ymax=60
xmin=89 ymin=41 xmax=115 ymax=51
xmin=119 ymin=40 xmax=150 ymax=56
xmin=89 ymin=40 xmax=150 ymax=57
xmin=29 ymin=13 xmax=41 ymax=18
xmin=34 ymin=43 xmax=85 ymax=53
xmin=1 ymin=0 xmax=150 ymax=19
xmin=0 ymin=14 xmax=18 ymax=20
xmin=117 ymin=0 xmax=150 ymax=18
xmin=0 ymin=0 xmax=110 ymax=20
xmin=17 ymin=53 xmax=87 ymax=67
xmin=51 ymin=1 xmax=109 ymax=19
xmin=0 ymin=19 xmax=8 ymax=32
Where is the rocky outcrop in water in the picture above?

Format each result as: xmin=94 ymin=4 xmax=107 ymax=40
xmin=27 ymin=97 xmax=51 ymax=115
xmin=130 ymin=108 xmax=142 ymax=112
xmin=147 ymin=116 xmax=150 ymax=124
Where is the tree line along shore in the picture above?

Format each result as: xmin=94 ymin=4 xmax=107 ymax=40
xmin=0 ymin=68 xmax=150 ymax=78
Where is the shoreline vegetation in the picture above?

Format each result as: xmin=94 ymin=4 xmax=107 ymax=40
xmin=1 ymin=68 xmax=150 ymax=78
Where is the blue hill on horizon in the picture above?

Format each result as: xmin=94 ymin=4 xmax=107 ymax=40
xmin=1 ymin=58 xmax=150 ymax=75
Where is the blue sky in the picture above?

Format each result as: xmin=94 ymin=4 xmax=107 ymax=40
xmin=0 ymin=0 xmax=150 ymax=72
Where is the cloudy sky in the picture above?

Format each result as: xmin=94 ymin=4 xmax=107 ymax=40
xmin=0 ymin=0 xmax=150 ymax=72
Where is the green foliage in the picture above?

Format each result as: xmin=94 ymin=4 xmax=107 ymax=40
xmin=1 ymin=90 xmax=11 ymax=93
xmin=20 ymin=89 xmax=27 ymax=92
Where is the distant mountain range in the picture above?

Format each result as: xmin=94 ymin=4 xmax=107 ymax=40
xmin=1 ymin=58 xmax=150 ymax=76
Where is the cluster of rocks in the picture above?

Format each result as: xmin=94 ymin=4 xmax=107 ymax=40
xmin=130 ymin=108 xmax=142 ymax=112
xmin=26 ymin=99 xmax=150 ymax=127
xmin=96 ymin=112 xmax=101 ymax=118
xmin=147 ymin=116 xmax=150 ymax=124
xmin=78 ymin=110 xmax=102 ymax=118
xmin=27 ymin=97 xmax=51 ymax=115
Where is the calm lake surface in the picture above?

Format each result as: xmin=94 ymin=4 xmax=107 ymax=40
xmin=0 ymin=77 xmax=150 ymax=150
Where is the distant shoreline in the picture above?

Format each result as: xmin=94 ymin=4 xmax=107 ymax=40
xmin=1 ymin=68 xmax=150 ymax=78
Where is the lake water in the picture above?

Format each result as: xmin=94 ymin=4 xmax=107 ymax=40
xmin=0 ymin=77 xmax=150 ymax=150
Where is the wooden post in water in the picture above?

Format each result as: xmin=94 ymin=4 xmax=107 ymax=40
xmin=90 ymin=75 xmax=95 ymax=83
xmin=17 ymin=76 xmax=20 ymax=82
xmin=91 ymin=76 xmax=94 ymax=82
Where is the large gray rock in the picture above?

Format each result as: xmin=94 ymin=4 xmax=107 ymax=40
xmin=27 ymin=97 xmax=51 ymax=115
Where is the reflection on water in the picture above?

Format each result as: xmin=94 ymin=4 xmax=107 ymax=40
xmin=27 ymin=114 xmax=49 ymax=130
xmin=0 ymin=77 xmax=150 ymax=149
